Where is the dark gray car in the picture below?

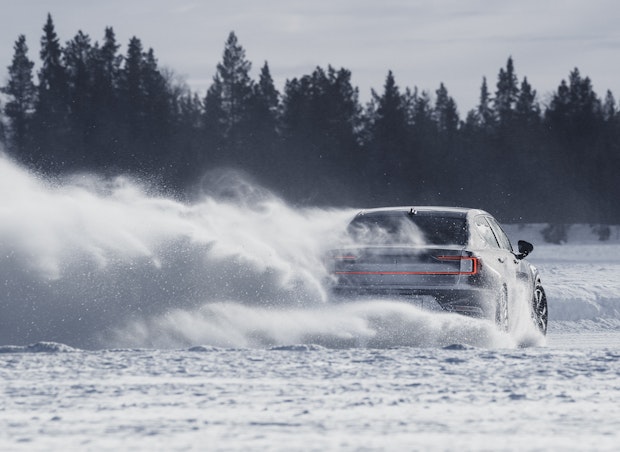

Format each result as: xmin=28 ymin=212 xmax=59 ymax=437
xmin=329 ymin=206 xmax=548 ymax=334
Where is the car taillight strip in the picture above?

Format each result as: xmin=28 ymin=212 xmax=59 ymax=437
xmin=436 ymin=255 xmax=479 ymax=275
xmin=334 ymin=256 xmax=479 ymax=276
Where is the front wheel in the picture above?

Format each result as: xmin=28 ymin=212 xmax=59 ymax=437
xmin=532 ymin=283 xmax=548 ymax=335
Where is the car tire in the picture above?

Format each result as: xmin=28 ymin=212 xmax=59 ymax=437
xmin=495 ymin=286 xmax=509 ymax=332
xmin=533 ymin=283 xmax=548 ymax=335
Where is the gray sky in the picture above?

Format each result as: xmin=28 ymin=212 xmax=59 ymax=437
xmin=1 ymin=0 xmax=620 ymax=112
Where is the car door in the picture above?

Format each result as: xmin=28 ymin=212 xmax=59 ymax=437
xmin=486 ymin=216 xmax=526 ymax=306
xmin=472 ymin=215 xmax=510 ymax=283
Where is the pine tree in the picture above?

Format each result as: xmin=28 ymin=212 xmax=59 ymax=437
xmin=514 ymin=77 xmax=540 ymax=127
xmin=199 ymin=32 xmax=257 ymax=170
xmin=38 ymin=14 xmax=67 ymax=103
xmin=370 ymin=71 xmax=408 ymax=149
xmin=545 ymin=68 xmax=604 ymax=221
xmin=217 ymin=32 xmax=254 ymax=141
xmin=121 ymin=37 xmax=145 ymax=133
xmin=431 ymin=83 xmax=462 ymax=198
xmin=279 ymin=65 xmax=361 ymax=202
xmin=494 ymin=57 xmax=519 ymax=127
xmin=90 ymin=27 xmax=122 ymax=166
xmin=434 ymin=82 xmax=459 ymax=135
xmin=509 ymin=76 xmax=545 ymax=209
xmin=602 ymin=90 xmax=617 ymax=122
xmin=117 ymin=38 xmax=173 ymax=171
xmin=316 ymin=65 xmax=361 ymax=192
xmin=142 ymin=48 xmax=172 ymax=149
xmin=34 ymin=13 xmax=70 ymax=169
xmin=329 ymin=66 xmax=361 ymax=147
xmin=546 ymin=69 xmax=602 ymax=141
xmin=476 ymin=77 xmax=495 ymax=131
xmin=459 ymin=76 xmax=500 ymax=210
xmin=97 ymin=27 xmax=121 ymax=94
xmin=254 ymin=62 xmax=279 ymax=120
xmin=116 ymin=36 xmax=150 ymax=170
xmin=365 ymin=70 xmax=410 ymax=201
xmin=202 ymin=75 xmax=227 ymax=164
xmin=546 ymin=79 xmax=570 ymax=128
xmin=246 ymin=62 xmax=280 ymax=177
xmin=1 ymin=34 xmax=36 ymax=158
xmin=568 ymin=68 xmax=602 ymax=126
xmin=409 ymin=87 xmax=436 ymax=165
xmin=64 ymin=30 xmax=95 ymax=165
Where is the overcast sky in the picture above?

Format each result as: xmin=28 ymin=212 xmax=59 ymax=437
xmin=1 ymin=0 xmax=620 ymax=112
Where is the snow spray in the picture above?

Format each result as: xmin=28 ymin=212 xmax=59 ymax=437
xmin=0 ymin=153 xmax=532 ymax=349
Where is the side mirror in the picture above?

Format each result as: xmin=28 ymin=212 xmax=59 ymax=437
xmin=516 ymin=240 xmax=534 ymax=259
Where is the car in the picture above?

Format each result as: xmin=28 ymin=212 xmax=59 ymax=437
xmin=328 ymin=206 xmax=548 ymax=334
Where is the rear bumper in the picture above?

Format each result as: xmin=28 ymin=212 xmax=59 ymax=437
xmin=331 ymin=284 xmax=496 ymax=319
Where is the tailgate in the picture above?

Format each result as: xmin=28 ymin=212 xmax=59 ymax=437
xmin=330 ymin=246 xmax=475 ymax=287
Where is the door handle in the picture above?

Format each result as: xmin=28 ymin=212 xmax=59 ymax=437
xmin=498 ymin=257 xmax=506 ymax=263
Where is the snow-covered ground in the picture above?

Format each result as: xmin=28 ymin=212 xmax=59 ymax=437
xmin=1 ymin=154 xmax=619 ymax=450
xmin=504 ymin=223 xmax=620 ymax=325
xmin=2 ymin=341 xmax=619 ymax=451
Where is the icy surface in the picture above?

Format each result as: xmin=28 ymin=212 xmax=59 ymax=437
xmin=1 ymin=340 xmax=619 ymax=451
xmin=1 ymin=155 xmax=620 ymax=450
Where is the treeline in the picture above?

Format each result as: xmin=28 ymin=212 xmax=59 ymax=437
xmin=2 ymin=14 xmax=620 ymax=223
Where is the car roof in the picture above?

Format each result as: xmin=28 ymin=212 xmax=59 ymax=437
xmin=353 ymin=206 xmax=490 ymax=219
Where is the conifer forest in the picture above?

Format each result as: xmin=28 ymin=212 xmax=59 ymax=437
xmin=2 ymin=15 xmax=619 ymax=224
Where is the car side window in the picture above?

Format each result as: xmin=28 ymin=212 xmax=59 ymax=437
xmin=487 ymin=217 xmax=513 ymax=252
xmin=474 ymin=216 xmax=500 ymax=248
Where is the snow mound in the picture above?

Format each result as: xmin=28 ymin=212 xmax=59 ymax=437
xmin=187 ymin=345 xmax=223 ymax=353
xmin=0 ymin=342 xmax=79 ymax=354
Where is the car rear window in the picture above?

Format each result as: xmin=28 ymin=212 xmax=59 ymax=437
xmin=348 ymin=213 xmax=468 ymax=246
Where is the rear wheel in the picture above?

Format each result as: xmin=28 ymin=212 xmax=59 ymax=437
xmin=533 ymin=284 xmax=548 ymax=335
xmin=495 ymin=286 xmax=509 ymax=332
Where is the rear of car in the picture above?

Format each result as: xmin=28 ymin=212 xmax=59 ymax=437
xmin=329 ymin=207 xmax=499 ymax=320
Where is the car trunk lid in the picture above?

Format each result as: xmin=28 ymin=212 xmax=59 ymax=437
xmin=330 ymin=245 xmax=475 ymax=287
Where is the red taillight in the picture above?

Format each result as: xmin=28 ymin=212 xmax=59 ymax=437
xmin=435 ymin=255 xmax=479 ymax=275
